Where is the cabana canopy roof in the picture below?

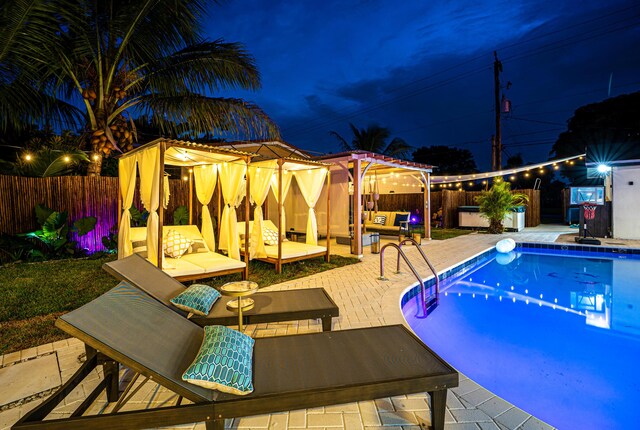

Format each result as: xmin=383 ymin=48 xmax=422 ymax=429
xmin=119 ymin=138 xmax=255 ymax=166
xmin=206 ymin=139 xmax=311 ymax=160
xmin=316 ymin=150 xmax=433 ymax=175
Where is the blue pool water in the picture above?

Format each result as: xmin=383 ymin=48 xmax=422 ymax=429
xmin=402 ymin=249 xmax=640 ymax=430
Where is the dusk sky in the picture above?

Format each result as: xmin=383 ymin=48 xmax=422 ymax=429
xmin=205 ymin=0 xmax=640 ymax=170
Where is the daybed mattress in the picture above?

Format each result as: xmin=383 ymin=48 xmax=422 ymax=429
xmin=264 ymin=242 xmax=327 ymax=259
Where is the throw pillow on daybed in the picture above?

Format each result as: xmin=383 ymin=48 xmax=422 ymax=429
xmin=164 ymin=229 xmax=193 ymax=258
xmin=182 ymin=325 xmax=254 ymax=395
xmin=170 ymin=284 xmax=221 ymax=316
xmin=373 ymin=215 xmax=387 ymax=225
xmin=263 ymin=227 xmax=279 ymax=245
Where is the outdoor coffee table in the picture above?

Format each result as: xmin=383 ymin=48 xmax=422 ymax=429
xmin=220 ymin=280 xmax=259 ymax=332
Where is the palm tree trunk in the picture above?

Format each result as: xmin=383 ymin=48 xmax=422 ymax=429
xmin=87 ymin=153 xmax=102 ymax=176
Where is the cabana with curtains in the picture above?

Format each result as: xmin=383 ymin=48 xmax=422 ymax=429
xmin=117 ymin=138 xmax=254 ymax=281
xmin=239 ymin=157 xmax=331 ymax=274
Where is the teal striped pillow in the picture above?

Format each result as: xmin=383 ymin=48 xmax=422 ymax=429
xmin=182 ymin=325 xmax=254 ymax=395
xmin=170 ymin=284 xmax=220 ymax=316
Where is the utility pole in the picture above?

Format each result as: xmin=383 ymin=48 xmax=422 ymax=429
xmin=493 ymin=51 xmax=502 ymax=171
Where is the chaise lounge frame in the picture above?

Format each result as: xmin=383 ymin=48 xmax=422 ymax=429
xmin=13 ymin=283 xmax=458 ymax=430
xmin=103 ymin=253 xmax=339 ymax=331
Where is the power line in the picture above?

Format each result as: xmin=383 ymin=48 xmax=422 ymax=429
xmin=283 ymin=6 xmax=640 ymax=139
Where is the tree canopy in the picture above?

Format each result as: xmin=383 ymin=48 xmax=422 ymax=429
xmin=0 ymin=0 xmax=280 ymax=175
xmin=412 ymin=145 xmax=478 ymax=175
xmin=330 ymin=123 xmax=412 ymax=159
xmin=550 ymin=91 xmax=640 ymax=184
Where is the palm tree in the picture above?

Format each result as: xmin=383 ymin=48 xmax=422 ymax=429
xmin=1 ymin=0 xmax=280 ymax=175
xmin=475 ymin=181 xmax=528 ymax=234
xmin=330 ymin=123 xmax=411 ymax=158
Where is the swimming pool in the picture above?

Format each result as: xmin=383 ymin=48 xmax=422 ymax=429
xmin=402 ymin=246 xmax=640 ymax=430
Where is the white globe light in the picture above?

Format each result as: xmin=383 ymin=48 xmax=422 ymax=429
xmin=496 ymin=238 xmax=516 ymax=253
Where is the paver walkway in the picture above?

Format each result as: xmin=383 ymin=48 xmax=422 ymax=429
xmin=2 ymin=226 xmax=617 ymax=430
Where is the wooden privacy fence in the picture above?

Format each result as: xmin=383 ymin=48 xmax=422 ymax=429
xmin=377 ymin=189 xmax=540 ymax=228
xmin=0 ymin=175 xmax=541 ymax=252
xmin=0 ymin=175 xmax=243 ymax=252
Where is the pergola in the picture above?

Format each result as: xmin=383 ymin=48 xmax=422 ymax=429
xmin=317 ymin=151 xmax=433 ymax=256
xmin=117 ymin=138 xmax=254 ymax=278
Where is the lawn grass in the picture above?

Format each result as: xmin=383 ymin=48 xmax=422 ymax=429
xmin=0 ymin=254 xmax=358 ymax=355
xmin=430 ymin=228 xmax=473 ymax=240
xmin=405 ymin=227 xmax=473 ymax=240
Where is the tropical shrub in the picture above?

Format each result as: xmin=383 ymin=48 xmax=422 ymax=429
xmin=475 ymin=181 xmax=528 ymax=234
xmin=19 ymin=204 xmax=97 ymax=259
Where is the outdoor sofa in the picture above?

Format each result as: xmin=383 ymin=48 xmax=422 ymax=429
xmin=363 ymin=211 xmax=411 ymax=234
xmin=103 ymin=253 xmax=339 ymax=331
xmin=13 ymin=282 xmax=458 ymax=430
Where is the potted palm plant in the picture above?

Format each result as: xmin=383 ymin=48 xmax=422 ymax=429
xmin=475 ymin=181 xmax=528 ymax=234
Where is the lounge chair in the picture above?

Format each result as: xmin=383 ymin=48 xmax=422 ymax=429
xmin=13 ymin=283 xmax=458 ymax=430
xmin=103 ymin=254 xmax=339 ymax=331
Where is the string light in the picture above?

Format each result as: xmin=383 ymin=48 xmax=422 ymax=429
xmin=24 ymin=154 xmax=32 ymax=161
xmin=182 ymin=176 xmax=189 ymax=181
xmin=63 ymin=155 xmax=70 ymax=163
xmin=92 ymin=154 xmax=99 ymax=161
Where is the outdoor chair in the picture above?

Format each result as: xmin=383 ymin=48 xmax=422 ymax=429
xmin=103 ymin=253 xmax=339 ymax=331
xmin=13 ymin=282 xmax=458 ymax=430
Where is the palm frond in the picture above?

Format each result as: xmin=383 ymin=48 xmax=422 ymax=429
xmin=140 ymin=94 xmax=280 ymax=140
xmin=138 ymin=40 xmax=261 ymax=95
xmin=385 ymin=137 xmax=412 ymax=159
xmin=329 ymin=130 xmax=352 ymax=152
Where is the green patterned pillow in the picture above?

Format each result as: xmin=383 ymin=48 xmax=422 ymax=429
xmin=170 ymin=284 xmax=221 ymax=316
xmin=182 ymin=325 xmax=254 ymax=395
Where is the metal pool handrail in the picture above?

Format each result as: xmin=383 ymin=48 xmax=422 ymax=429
xmin=397 ymin=238 xmax=440 ymax=298
xmin=378 ymin=239 xmax=439 ymax=300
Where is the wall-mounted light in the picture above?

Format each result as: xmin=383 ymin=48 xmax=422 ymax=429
xmin=597 ymin=164 xmax=611 ymax=174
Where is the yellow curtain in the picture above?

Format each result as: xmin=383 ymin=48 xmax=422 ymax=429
xmin=163 ymin=175 xmax=170 ymax=209
xmin=193 ymin=164 xmax=218 ymax=251
xmin=218 ymin=161 xmax=246 ymax=260
xmin=117 ymin=156 xmax=137 ymax=258
xmin=137 ymin=146 xmax=161 ymax=265
xmin=249 ymin=160 xmax=277 ymax=258
xmin=270 ymin=168 xmax=293 ymax=233
xmin=294 ymin=168 xmax=328 ymax=245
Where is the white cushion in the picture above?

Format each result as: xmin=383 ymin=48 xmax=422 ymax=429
xmin=164 ymin=229 xmax=193 ymax=258
xmin=182 ymin=252 xmax=246 ymax=272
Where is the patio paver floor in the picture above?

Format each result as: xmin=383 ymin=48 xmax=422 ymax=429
xmin=3 ymin=225 xmax=631 ymax=430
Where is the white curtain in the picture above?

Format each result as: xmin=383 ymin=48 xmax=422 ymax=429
xmin=137 ymin=146 xmax=161 ymax=266
xmin=193 ymin=164 xmax=218 ymax=251
xmin=295 ymin=168 xmax=328 ymax=245
xmin=249 ymin=160 xmax=277 ymax=258
xmin=117 ymin=156 xmax=137 ymax=258
xmin=218 ymin=161 xmax=246 ymax=260
xmin=270 ymin=168 xmax=293 ymax=233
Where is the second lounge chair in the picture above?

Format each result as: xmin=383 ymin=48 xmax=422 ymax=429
xmin=103 ymin=254 xmax=339 ymax=331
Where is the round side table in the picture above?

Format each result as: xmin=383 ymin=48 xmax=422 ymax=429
xmin=219 ymin=281 xmax=258 ymax=332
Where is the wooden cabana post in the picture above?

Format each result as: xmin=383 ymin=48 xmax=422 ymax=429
xmin=325 ymin=169 xmax=331 ymax=262
xmin=188 ymin=167 xmax=193 ymax=225
xmin=353 ymin=158 xmax=362 ymax=257
xmin=157 ymin=140 xmax=165 ymax=271
xmin=243 ymin=157 xmax=250 ymax=279
xmin=277 ymin=159 xmax=283 ymax=274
